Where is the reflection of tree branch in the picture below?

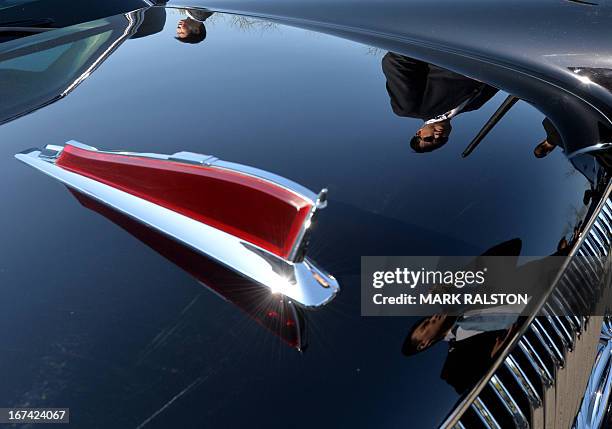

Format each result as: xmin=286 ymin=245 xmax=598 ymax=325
xmin=366 ymin=46 xmax=383 ymax=56
xmin=173 ymin=8 xmax=277 ymax=33
xmin=229 ymin=15 xmax=279 ymax=33
xmin=561 ymin=202 xmax=587 ymax=249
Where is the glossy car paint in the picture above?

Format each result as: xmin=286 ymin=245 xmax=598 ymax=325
xmin=0 ymin=5 xmax=605 ymax=428
xmin=174 ymin=0 xmax=612 ymax=157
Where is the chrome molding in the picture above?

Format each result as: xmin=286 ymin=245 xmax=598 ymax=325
xmin=15 ymin=142 xmax=340 ymax=308
xmin=568 ymin=143 xmax=612 ymax=159
xmin=62 ymin=11 xmax=142 ymax=97
xmin=504 ymin=354 xmax=542 ymax=408
xmin=472 ymin=397 xmax=502 ymax=429
xmin=489 ymin=374 xmax=529 ymax=429
xmin=287 ymin=189 xmax=327 ymax=262
xmin=574 ymin=318 xmax=612 ymax=429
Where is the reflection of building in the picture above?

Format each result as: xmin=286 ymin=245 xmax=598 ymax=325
xmin=70 ymin=190 xmax=308 ymax=351
xmin=0 ymin=10 xmax=144 ymax=125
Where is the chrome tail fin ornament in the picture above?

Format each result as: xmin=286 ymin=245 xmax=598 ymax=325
xmin=15 ymin=141 xmax=340 ymax=308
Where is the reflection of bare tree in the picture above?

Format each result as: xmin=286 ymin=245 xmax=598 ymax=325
xmin=366 ymin=46 xmax=383 ymax=56
xmin=228 ymin=15 xmax=278 ymax=33
xmin=177 ymin=9 xmax=279 ymax=34
xmin=173 ymin=8 xmax=382 ymax=56
xmin=563 ymin=203 xmax=587 ymax=242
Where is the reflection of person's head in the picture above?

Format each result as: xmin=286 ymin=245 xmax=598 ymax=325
xmin=410 ymin=120 xmax=452 ymax=153
xmin=533 ymin=139 xmax=557 ymax=158
xmin=402 ymin=314 xmax=452 ymax=355
xmin=176 ymin=18 xmax=206 ymax=44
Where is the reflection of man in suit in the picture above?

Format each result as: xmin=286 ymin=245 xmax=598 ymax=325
xmin=401 ymin=237 xmax=566 ymax=394
xmin=402 ymin=238 xmax=523 ymax=393
xmin=402 ymin=295 xmax=519 ymax=394
xmin=382 ymin=52 xmax=498 ymax=153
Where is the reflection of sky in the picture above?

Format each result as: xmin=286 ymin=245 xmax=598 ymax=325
xmin=2 ymin=10 xmax=589 ymax=257
xmin=0 ymin=9 xmax=591 ymax=428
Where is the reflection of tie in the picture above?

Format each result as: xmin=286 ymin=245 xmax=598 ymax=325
xmin=424 ymin=87 xmax=483 ymax=124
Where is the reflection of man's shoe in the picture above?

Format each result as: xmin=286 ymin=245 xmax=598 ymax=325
xmin=533 ymin=139 xmax=557 ymax=158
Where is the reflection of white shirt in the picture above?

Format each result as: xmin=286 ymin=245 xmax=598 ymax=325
xmin=443 ymin=304 xmax=523 ymax=342
xmin=186 ymin=9 xmax=212 ymax=22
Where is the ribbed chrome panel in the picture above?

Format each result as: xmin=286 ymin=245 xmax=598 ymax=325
xmin=450 ymin=197 xmax=612 ymax=429
xmin=472 ymin=398 xmax=502 ymax=429
xmin=489 ymin=374 xmax=529 ymax=429
xmin=573 ymin=317 xmax=612 ymax=429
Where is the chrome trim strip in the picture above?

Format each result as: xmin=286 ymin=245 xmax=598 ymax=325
xmin=601 ymin=204 xmax=612 ymax=225
xmin=15 ymin=148 xmax=340 ymax=308
xmin=62 ymin=12 xmax=141 ymax=97
xmin=581 ymin=240 xmax=604 ymax=271
xmin=586 ymin=229 xmax=606 ymax=259
xmin=574 ymin=319 xmax=612 ymax=429
xmin=552 ymin=294 xmax=582 ymax=329
xmin=567 ymin=142 xmax=612 ymax=158
xmin=504 ymin=354 xmax=542 ymax=408
xmin=286 ymin=189 xmax=327 ymax=262
xmin=214 ymin=160 xmax=320 ymax=205
xmin=472 ymin=398 xmax=502 ymax=429
xmin=559 ymin=277 xmax=590 ymax=315
xmin=596 ymin=214 xmax=612 ymax=241
xmin=518 ymin=338 xmax=554 ymax=388
xmin=531 ymin=320 xmax=564 ymax=368
xmin=543 ymin=307 xmax=574 ymax=350
xmin=592 ymin=221 xmax=610 ymax=248
xmin=539 ymin=316 xmax=570 ymax=356
xmin=563 ymin=271 xmax=592 ymax=311
xmin=489 ymin=374 xmax=530 ymax=429
xmin=576 ymin=248 xmax=599 ymax=284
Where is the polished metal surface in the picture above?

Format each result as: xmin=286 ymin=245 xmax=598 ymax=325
xmin=472 ymin=397 xmax=502 ymax=429
xmin=286 ymin=188 xmax=328 ymax=262
xmin=489 ymin=374 xmax=529 ymax=429
xmin=61 ymin=11 xmax=142 ymax=97
xmin=574 ymin=318 xmax=612 ymax=429
xmin=15 ymin=142 xmax=340 ymax=308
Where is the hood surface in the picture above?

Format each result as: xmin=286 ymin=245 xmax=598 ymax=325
xmin=0 ymin=5 xmax=603 ymax=428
